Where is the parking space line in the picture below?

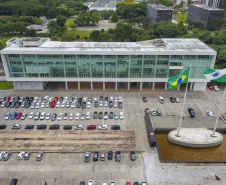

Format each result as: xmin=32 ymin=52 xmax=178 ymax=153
xmin=159 ymin=103 xmax=165 ymax=115
xmin=139 ymin=94 xmax=144 ymax=114
xmin=123 ymin=93 xmax=125 ymax=128
xmin=192 ymin=95 xmax=204 ymax=116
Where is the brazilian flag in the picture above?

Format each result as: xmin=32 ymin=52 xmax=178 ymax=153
xmin=168 ymin=68 xmax=190 ymax=89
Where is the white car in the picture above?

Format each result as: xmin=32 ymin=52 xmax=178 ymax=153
xmin=83 ymin=97 xmax=87 ymax=102
xmin=94 ymin=97 xmax=97 ymax=102
xmin=206 ymin=110 xmax=214 ymax=117
xmin=69 ymin=113 xmax=74 ymax=120
xmin=66 ymin=102 xmax=70 ymax=108
xmin=114 ymin=101 xmax=117 ymax=108
xmin=45 ymin=102 xmax=50 ymax=108
xmin=110 ymin=181 xmax=116 ymax=185
xmin=4 ymin=112 xmax=11 ymax=120
xmin=74 ymin=96 xmax=78 ymax=102
xmin=118 ymin=96 xmax=122 ymax=102
xmin=159 ymin=96 xmax=164 ymax=104
xmin=81 ymin=113 xmax=85 ymax=120
xmin=49 ymin=97 xmax=54 ymax=101
xmin=141 ymin=182 xmax=147 ymax=185
xmin=17 ymin=151 xmax=25 ymax=160
xmin=64 ymin=113 xmax=68 ymax=120
xmin=75 ymin=113 xmax=80 ymax=120
xmin=71 ymin=102 xmax=76 ymax=108
xmin=12 ymin=124 xmax=21 ymax=129
xmin=56 ymin=101 xmax=60 ymax=108
xmin=88 ymin=180 xmax=94 ymax=185
xmin=99 ymin=100 xmax=103 ymax=107
xmin=34 ymin=112 xmax=40 ymax=120
xmin=21 ymin=102 xmax=25 ymax=108
xmin=1 ymin=102 xmax=5 ymax=108
xmin=151 ymin=109 xmax=156 ymax=116
xmin=21 ymin=113 xmax=27 ymax=120
xmin=35 ymin=103 xmax=40 ymax=109
xmin=33 ymin=97 xmax=38 ymax=103
xmin=61 ymin=102 xmax=66 ymax=108
xmin=87 ymin=102 xmax=91 ymax=109
xmin=19 ymin=97 xmax=24 ymax=103
xmin=30 ymin=102 xmax=35 ymax=109
xmin=104 ymin=112 xmax=108 ymax=120
xmin=40 ymin=102 xmax=45 ymax=108
xmin=74 ymin=124 xmax=84 ymax=130
xmin=114 ymin=113 xmax=118 ymax=120
xmin=98 ymin=125 xmax=108 ymax=130
xmin=64 ymin=96 xmax=68 ymax=102
xmin=58 ymin=113 xmax=63 ymax=120
xmin=40 ymin=112 xmax=46 ymax=120
xmin=176 ymin=97 xmax=180 ymax=103
xmin=29 ymin=112 xmax=35 ymax=119
xmin=38 ymin=97 xmax=42 ymax=103
xmin=110 ymin=96 xmax=113 ymax=101
xmin=213 ymin=85 xmax=219 ymax=91
xmin=86 ymin=112 xmax=90 ymax=120
xmin=119 ymin=112 xmax=124 ymax=120
xmin=0 ymin=152 xmax=6 ymax=161
xmin=46 ymin=113 xmax=51 ymax=120
xmin=43 ymin=96 xmax=49 ymax=102
xmin=104 ymin=101 xmax=108 ymax=107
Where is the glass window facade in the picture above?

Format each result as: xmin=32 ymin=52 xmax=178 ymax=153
xmin=5 ymin=54 xmax=213 ymax=78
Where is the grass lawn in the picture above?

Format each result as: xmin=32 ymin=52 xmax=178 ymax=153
xmin=67 ymin=30 xmax=92 ymax=38
xmin=175 ymin=13 xmax=188 ymax=23
xmin=0 ymin=81 xmax=14 ymax=89
xmin=65 ymin=18 xmax=76 ymax=28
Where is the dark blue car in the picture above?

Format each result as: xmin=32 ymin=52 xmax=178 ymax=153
xmin=11 ymin=112 xmax=17 ymax=120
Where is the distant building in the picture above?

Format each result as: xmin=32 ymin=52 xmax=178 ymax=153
xmin=26 ymin=17 xmax=49 ymax=34
xmin=175 ymin=0 xmax=188 ymax=5
xmin=147 ymin=4 xmax=173 ymax=25
xmin=40 ymin=16 xmax=47 ymax=25
xmin=202 ymin=0 xmax=226 ymax=9
xmin=192 ymin=0 xmax=202 ymax=5
xmin=89 ymin=0 xmax=116 ymax=11
xmin=187 ymin=4 xmax=225 ymax=29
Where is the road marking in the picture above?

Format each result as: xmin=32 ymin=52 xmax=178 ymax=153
xmin=159 ymin=103 xmax=165 ymax=115
xmin=139 ymin=95 xmax=144 ymax=114
xmin=192 ymin=95 xmax=204 ymax=116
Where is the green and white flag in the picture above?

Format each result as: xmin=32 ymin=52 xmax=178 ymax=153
xmin=203 ymin=68 xmax=226 ymax=83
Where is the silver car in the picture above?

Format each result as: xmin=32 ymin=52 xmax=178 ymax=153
xmin=69 ymin=113 xmax=74 ymax=120
xmin=4 ymin=112 xmax=11 ymax=120
xmin=46 ymin=113 xmax=51 ymax=120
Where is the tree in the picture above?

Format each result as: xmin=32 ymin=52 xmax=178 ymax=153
xmin=113 ymin=23 xmax=126 ymax=41
xmin=61 ymin=34 xmax=75 ymax=41
xmin=70 ymin=23 xmax=78 ymax=29
xmin=130 ymin=33 xmax=139 ymax=42
xmin=56 ymin=15 xmax=66 ymax=27
xmin=25 ymin=28 xmax=36 ymax=37
xmin=34 ymin=16 xmax=42 ymax=25
xmin=111 ymin=13 xmax=118 ymax=22
xmin=188 ymin=21 xmax=206 ymax=31
xmin=89 ymin=30 xmax=101 ymax=41
xmin=48 ymin=20 xmax=58 ymax=35
xmin=76 ymin=34 xmax=80 ymax=40
xmin=208 ymin=19 xmax=226 ymax=31
xmin=101 ymin=28 xmax=105 ymax=33
xmin=100 ymin=10 xmax=113 ymax=20
xmin=74 ymin=13 xmax=100 ymax=26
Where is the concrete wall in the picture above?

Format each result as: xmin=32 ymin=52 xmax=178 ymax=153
xmin=13 ymin=81 xmax=46 ymax=90
xmin=193 ymin=82 xmax=207 ymax=91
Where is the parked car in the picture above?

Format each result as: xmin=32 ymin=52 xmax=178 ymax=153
xmin=25 ymin=102 xmax=30 ymax=108
xmin=63 ymin=125 xmax=72 ymax=130
xmin=88 ymin=180 xmax=94 ymax=185
xmin=114 ymin=101 xmax=117 ymax=108
xmin=12 ymin=124 xmax=21 ymax=129
xmin=57 ymin=113 xmax=63 ymax=121
xmin=100 ymin=152 xmax=105 ymax=161
xmin=188 ymin=108 xmax=195 ymax=118
xmin=56 ymin=101 xmax=60 ymax=108
xmin=119 ymin=112 xmax=124 ymax=120
xmin=87 ymin=125 xmax=96 ymax=130
xmin=37 ymin=124 xmax=47 ymax=130
xmin=24 ymin=152 xmax=31 ymax=160
xmin=75 ymin=113 xmax=80 ymax=120
xmin=208 ymin=85 xmax=214 ymax=90
xmin=0 ymin=125 xmax=6 ymax=129
xmin=110 ymin=181 xmax=116 ymax=185
xmin=108 ymin=151 xmax=113 ymax=160
xmin=69 ymin=113 xmax=74 ymax=120
xmin=99 ymin=112 xmax=103 ymax=119
xmin=109 ymin=101 xmax=113 ymax=108
xmin=175 ymin=97 xmax=180 ymax=103
xmin=81 ymin=113 xmax=85 ymax=120
xmin=74 ymin=125 xmax=84 ymax=130
xmin=64 ymin=113 xmax=68 ymax=120
xmin=109 ymin=112 xmax=113 ymax=119
xmin=98 ymin=125 xmax=108 ymax=130
xmin=87 ymin=102 xmax=91 ymax=109
xmin=35 ymin=102 xmax=40 ymax=109
xmin=99 ymin=100 xmax=103 ymax=107
xmin=36 ymin=152 xmax=43 ymax=161
xmin=17 ymin=151 xmax=25 ymax=160
xmin=49 ymin=124 xmax=60 ymax=130
xmin=50 ymin=101 xmax=55 ymax=108
xmin=11 ymin=112 xmax=17 ymax=120
xmin=51 ymin=113 xmax=57 ymax=121
xmin=111 ymin=125 xmax=120 ymax=130
xmin=10 ymin=179 xmax=17 ymax=185
xmin=34 ymin=112 xmax=40 ymax=120
xmin=115 ymin=151 xmax=120 ymax=162
xmin=20 ymin=113 xmax=26 ymax=120
xmin=66 ymin=102 xmax=70 ymax=108
xmin=29 ymin=112 xmax=35 ymax=119
xmin=1 ymin=101 xmax=6 ymax=108
xmin=16 ymin=112 xmax=22 ymax=119
xmin=159 ymin=96 xmax=164 ymax=104
xmin=170 ymin=97 xmax=176 ymax=103
xmin=84 ymin=152 xmax=90 ymax=162
xmin=46 ymin=113 xmax=51 ymax=120
xmin=213 ymin=85 xmax=219 ymax=91
xmin=151 ymin=109 xmax=156 ymax=116
xmin=4 ymin=112 xmax=11 ymax=120
xmin=93 ymin=111 xmax=98 ymax=119
xmin=77 ymin=102 xmax=81 ymax=108
xmin=25 ymin=125 xmax=34 ymax=129
xmin=143 ymin=97 xmax=147 ymax=102
xmin=40 ymin=112 xmax=46 ymax=120
xmin=114 ymin=113 xmax=118 ymax=120
xmin=71 ymin=102 xmax=76 ymax=108
xmin=10 ymin=102 xmax=16 ymax=108
xmin=93 ymin=151 xmax=99 ymax=161
xmin=140 ymin=182 xmax=147 ymax=185
xmin=130 ymin=151 xmax=136 ymax=161
xmin=94 ymin=101 xmax=98 ymax=107
xmin=206 ymin=110 xmax=214 ymax=117
xmin=0 ymin=152 xmax=6 ymax=161
xmin=118 ymin=102 xmax=123 ymax=108
xmin=15 ymin=102 xmax=21 ymax=108
xmin=3 ymin=152 xmax=12 ymax=161
xmin=86 ymin=112 xmax=90 ymax=120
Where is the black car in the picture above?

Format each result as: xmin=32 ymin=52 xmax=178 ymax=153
xmin=37 ymin=124 xmax=47 ymax=130
xmin=93 ymin=151 xmax=99 ymax=161
xmin=100 ymin=96 xmax=103 ymax=101
xmin=111 ymin=125 xmax=120 ymax=130
xmin=10 ymin=102 xmax=15 ymax=108
xmin=77 ymin=102 xmax=81 ymax=108
xmin=109 ymin=112 xmax=113 ymax=119
xmin=93 ymin=111 xmax=98 ymax=119
xmin=108 ymin=151 xmax=113 ymax=160
xmin=15 ymin=96 xmax=20 ymax=102
xmin=5 ymin=102 xmax=11 ymax=108
xmin=170 ymin=97 xmax=176 ymax=103
xmin=28 ymin=97 xmax=33 ymax=102
xmin=51 ymin=113 xmax=57 ymax=121
xmin=59 ymin=97 xmax=63 ymax=102
xmin=188 ymin=108 xmax=195 ymax=118
xmin=63 ymin=125 xmax=72 ymax=130
xmin=109 ymin=101 xmax=113 ymax=108
xmin=25 ymin=102 xmax=31 ymax=108
xmin=25 ymin=125 xmax=34 ymax=129
xmin=15 ymin=102 xmax=21 ymax=108
xmin=0 ymin=124 xmax=6 ymax=129
xmin=143 ymin=97 xmax=147 ymax=102
xmin=115 ymin=151 xmax=120 ymax=162
xmin=105 ymin=97 xmax=108 ymax=102
xmin=94 ymin=102 xmax=98 ymax=107
xmin=145 ymin=108 xmax=150 ymax=115
xmin=79 ymin=182 xmax=85 ymax=185
xmin=99 ymin=112 xmax=103 ymax=119
xmin=78 ymin=98 xmax=82 ymax=103
xmin=134 ymin=182 xmax=139 ymax=185
xmin=10 ymin=179 xmax=18 ymax=185
xmin=82 ymin=102 xmax=86 ymax=109
xmin=118 ymin=102 xmax=122 ymax=108
xmin=130 ymin=151 xmax=136 ymax=161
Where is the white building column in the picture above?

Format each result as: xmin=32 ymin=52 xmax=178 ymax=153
xmin=91 ymin=81 xmax=93 ymax=90
xmin=165 ymin=82 xmax=167 ymax=90
xmin=190 ymin=82 xmax=193 ymax=91
xmin=140 ymin=82 xmax=142 ymax=90
xmin=115 ymin=82 xmax=117 ymax=90
xmin=152 ymin=82 xmax=155 ymax=90
xmin=177 ymin=86 xmax=180 ymax=91
xmin=78 ymin=82 xmax=80 ymax=90
xmin=103 ymin=82 xmax=105 ymax=90
xmin=127 ymin=82 xmax=130 ymax=90
xmin=65 ymin=81 xmax=68 ymax=90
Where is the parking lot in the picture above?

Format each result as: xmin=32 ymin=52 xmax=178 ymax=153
xmin=0 ymin=87 xmax=226 ymax=184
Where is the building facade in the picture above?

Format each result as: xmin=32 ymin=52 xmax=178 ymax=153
xmin=147 ymin=4 xmax=173 ymax=25
xmin=187 ymin=4 xmax=225 ymax=29
xmin=0 ymin=38 xmax=217 ymax=91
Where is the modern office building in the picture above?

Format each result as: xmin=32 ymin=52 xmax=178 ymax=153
xmin=89 ymin=0 xmax=116 ymax=11
xmin=0 ymin=37 xmax=217 ymax=91
xmin=202 ymin=0 xmax=226 ymax=9
xmin=187 ymin=4 xmax=225 ymax=29
xmin=147 ymin=4 xmax=173 ymax=25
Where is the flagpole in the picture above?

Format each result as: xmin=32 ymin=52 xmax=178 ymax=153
xmin=211 ymin=84 xmax=226 ymax=137
xmin=176 ymin=66 xmax=191 ymax=137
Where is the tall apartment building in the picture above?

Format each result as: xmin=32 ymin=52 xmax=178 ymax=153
xmin=147 ymin=4 xmax=173 ymax=25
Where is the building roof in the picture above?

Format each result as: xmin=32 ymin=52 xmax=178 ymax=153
xmin=148 ymin=4 xmax=173 ymax=10
xmin=0 ymin=38 xmax=216 ymax=55
xmin=90 ymin=0 xmax=116 ymax=8
xmin=189 ymin=4 xmax=226 ymax=11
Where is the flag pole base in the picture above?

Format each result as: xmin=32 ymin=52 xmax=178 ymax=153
xmin=175 ymin=133 xmax=181 ymax=137
xmin=210 ymin=133 xmax=217 ymax=137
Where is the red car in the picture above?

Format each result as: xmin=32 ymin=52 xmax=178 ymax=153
xmin=5 ymin=96 xmax=11 ymax=102
xmin=208 ymin=85 xmax=214 ymax=90
xmin=16 ymin=112 xmax=22 ymax=119
xmin=87 ymin=125 xmax=96 ymax=130
xmin=126 ymin=183 xmax=131 ymax=185
xmin=50 ymin=101 xmax=55 ymax=108
xmin=49 ymin=124 xmax=60 ymax=130
xmin=54 ymin=97 xmax=58 ymax=103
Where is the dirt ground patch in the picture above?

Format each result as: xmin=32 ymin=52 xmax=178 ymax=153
xmin=0 ymin=130 xmax=135 ymax=152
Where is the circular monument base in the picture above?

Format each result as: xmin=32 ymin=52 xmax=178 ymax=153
xmin=168 ymin=128 xmax=223 ymax=148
